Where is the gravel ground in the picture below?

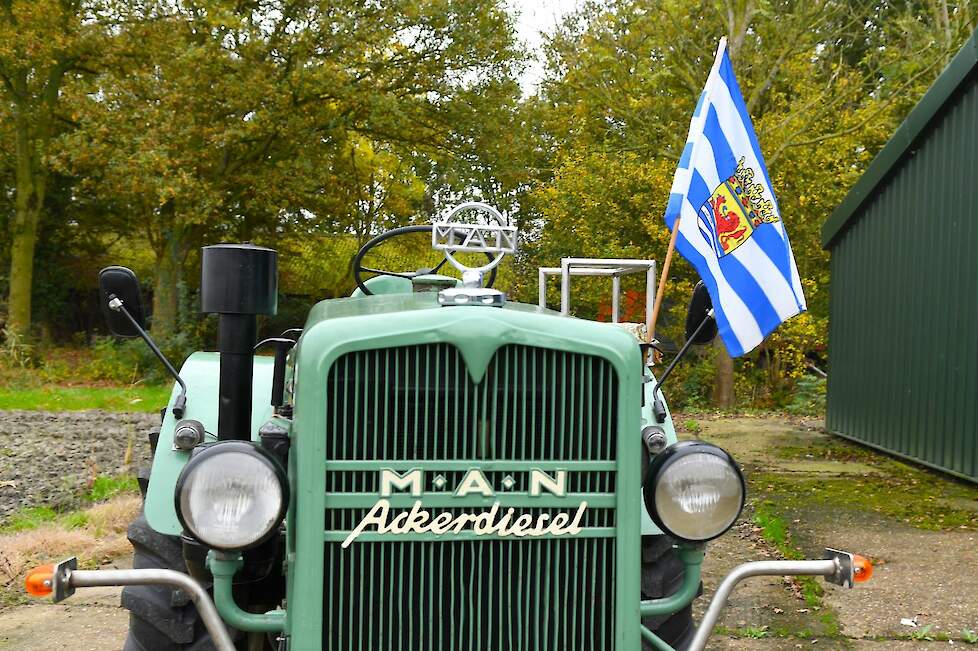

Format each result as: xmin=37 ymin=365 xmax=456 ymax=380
xmin=0 ymin=410 xmax=157 ymax=520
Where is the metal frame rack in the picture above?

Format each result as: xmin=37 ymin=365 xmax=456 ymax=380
xmin=538 ymin=258 xmax=657 ymax=340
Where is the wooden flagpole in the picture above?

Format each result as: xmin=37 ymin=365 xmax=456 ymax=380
xmin=649 ymin=216 xmax=681 ymax=341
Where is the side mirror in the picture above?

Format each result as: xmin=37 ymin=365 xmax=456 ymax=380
xmin=684 ymin=281 xmax=718 ymax=345
xmin=98 ymin=266 xmax=146 ymax=337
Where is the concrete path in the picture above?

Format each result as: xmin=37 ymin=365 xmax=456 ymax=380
xmin=0 ymin=561 xmax=128 ymax=650
xmin=691 ymin=415 xmax=978 ymax=649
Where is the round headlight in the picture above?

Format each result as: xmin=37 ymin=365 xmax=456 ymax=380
xmin=175 ymin=441 xmax=288 ymax=551
xmin=643 ymin=441 xmax=745 ymax=543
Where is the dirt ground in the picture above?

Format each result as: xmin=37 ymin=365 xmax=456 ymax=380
xmin=0 ymin=561 xmax=130 ymax=650
xmin=0 ymin=410 xmax=156 ymax=518
xmin=1 ymin=413 xmax=976 ymax=650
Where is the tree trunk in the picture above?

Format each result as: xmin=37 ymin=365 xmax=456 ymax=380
xmin=151 ymin=206 xmax=182 ymax=337
xmin=7 ymin=112 xmax=45 ymax=337
xmin=8 ymin=221 xmax=39 ymax=337
xmin=712 ymin=339 xmax=735 ymax=408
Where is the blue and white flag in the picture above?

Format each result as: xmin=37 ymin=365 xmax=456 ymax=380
xmin=664 ymin=37 xmax=806 ymax=357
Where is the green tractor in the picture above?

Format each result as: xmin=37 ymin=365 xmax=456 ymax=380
xmin=27 ymin=203 xmax=870 ymax=650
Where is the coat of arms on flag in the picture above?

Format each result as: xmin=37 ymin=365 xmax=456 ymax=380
xmin=699 ymin=157 xmax=779 ymax=258
xmin=663 ymin=37 xmax=806 ymax=357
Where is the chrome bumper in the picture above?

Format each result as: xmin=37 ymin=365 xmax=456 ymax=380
xmin=41 ymin=547 xmax=867 ymax=651
xmin=47 ymin=557 xmax=236 ymax=651
xmin=641 ymin=547 xmax=869 ymax=651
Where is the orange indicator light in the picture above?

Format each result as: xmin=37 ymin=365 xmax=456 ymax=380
xmin=24 ymin=564 xmax=55 ymax=597
xmin=852 ymin=555 xmax=873 ymax=583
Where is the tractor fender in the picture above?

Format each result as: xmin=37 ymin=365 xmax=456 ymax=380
xmin=144 ymin=352 xmax=276 ymax=535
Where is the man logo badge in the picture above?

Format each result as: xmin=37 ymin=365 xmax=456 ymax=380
xmin=341 ymin=468 xmax=588 ymax=548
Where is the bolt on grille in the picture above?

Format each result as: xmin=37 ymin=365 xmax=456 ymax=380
xmin=323 ymin=343 xmax=619 ymax=649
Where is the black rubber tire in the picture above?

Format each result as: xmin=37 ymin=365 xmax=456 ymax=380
xmin=641 ymin=535 xmax=700 ymax=650
xmin=121 ymin=512 xmax=220 ymax=651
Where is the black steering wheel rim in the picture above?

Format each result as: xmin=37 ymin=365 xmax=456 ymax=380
xmin=352 ymin=224 xmax=498 ymax=296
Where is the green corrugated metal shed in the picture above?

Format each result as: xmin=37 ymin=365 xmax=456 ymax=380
xmin=821 ymin=31 xmax=978 ymax=482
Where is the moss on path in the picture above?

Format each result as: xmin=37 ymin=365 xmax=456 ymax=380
xmin=682 ymin=414 xmax=978 ymax=649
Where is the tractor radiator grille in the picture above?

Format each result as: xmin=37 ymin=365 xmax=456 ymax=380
xmin=323 ymin=538 xmax=616 ymax=651
xmin=323 ymin=343 xmax=619 ymax=650
xmin=324 ymin=343 xmax=618 ymax=462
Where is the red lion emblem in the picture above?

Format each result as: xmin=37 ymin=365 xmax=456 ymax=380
xmin=710 ymin=182 xmax=747 ymax=251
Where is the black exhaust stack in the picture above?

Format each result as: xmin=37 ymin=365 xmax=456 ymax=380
xmin=201 ymin=244 xmax=278 ymax=441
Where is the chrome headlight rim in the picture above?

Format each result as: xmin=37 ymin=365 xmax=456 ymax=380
xmin=174 ymin=440 xmax=289 ymax=552
xmin=643 ymin=440 xmax=745 ymax=544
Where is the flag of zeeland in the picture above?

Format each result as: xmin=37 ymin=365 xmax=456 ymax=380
xmin=665 ymin=37 xmax=806 ymax=357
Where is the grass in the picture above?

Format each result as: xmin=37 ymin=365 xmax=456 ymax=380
xmin=0 ymin=495 xmax=141 ymax=608
xmin=0 ymin=344 xmax=172 ymax=413
xmin=908 ymin=625 xmax=937 ymax=641
xmin=752 ymin=501 xmax=825 ymax=609
xmin=739 ymin=626 xmax=769 ymax=639
xmin=0 ymin=506 xmax=59 ymax=533
xmin=0 ymin=473 xmax=142 ymax=607
xmin=0 ymin=384 xmax=170 ymax=413
xmin=0 ymin=474 xmax=140 ymax=536
xmin=85 ymin=475 xmax=140 ymax=502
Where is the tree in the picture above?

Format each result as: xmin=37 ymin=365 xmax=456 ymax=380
xmin=59 ymin=0 xmax=522 ymax=335
xmin=522 ymin=0 xmax=978 ymax=407
xmin=0 ymin=0 xmax=103 ymax=336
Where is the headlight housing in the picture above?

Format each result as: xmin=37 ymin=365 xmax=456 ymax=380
xmin=175 ymin=441 xmax=288 ymax=551
xmin=643 ymin=441 xmax=745 ymax=543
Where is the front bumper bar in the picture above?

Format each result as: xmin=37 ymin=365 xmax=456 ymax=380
xmin=640 ymin=548 xmax=866 ymax=651
xmin=47 ymin=557 xmax=236 ymax=651
xmin=40 ymin=547 xmax=865 ymax=651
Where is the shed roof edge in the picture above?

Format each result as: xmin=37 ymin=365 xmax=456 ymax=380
xmin=822 ymin=29 xmax=978 ymax=249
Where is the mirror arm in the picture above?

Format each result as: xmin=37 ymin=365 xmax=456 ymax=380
xmin=653 ymin=309 xmax=715 ymax=405
xmin=108 ymin=294 xmax=188 ymax=418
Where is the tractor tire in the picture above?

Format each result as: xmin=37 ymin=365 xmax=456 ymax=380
xmin=641 ymin=534 xmax=700 ymax=650
xmin=121 ymin=420 xmax=218 ymax=649
xmin=120 ymin=512 xmax=220 ymax=651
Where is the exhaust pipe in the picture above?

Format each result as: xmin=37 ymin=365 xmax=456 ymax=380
xmin=201 ymin=244 xmax=278 ymax=441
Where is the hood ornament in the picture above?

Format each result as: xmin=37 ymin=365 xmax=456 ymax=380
xmin=432 ymin=202 xmax=517 ymax=307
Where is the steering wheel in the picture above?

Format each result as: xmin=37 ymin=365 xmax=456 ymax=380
xmin=352 ymin=224 xmax=498 ymax=296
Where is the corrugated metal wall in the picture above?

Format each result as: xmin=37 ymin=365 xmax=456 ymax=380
xmin=827 ymin=74 xmax=978 ymax=482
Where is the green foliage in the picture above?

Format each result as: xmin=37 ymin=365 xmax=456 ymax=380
xmin=667 ymin=350 xmax=717 ymax=410
xmin=518 ymin=0 xmax=978 ymax=408
xmin=753 ymin=501 xmax=823 ymax=608
xmin=910 ymin=625 xmax=936 ymax=641
xmin=962 ymin=629 xmax=978 ymax=644
xmin=753 ymin=502 xmax=792 ymax=553
xmin=85 ymin=475 xmax=139 ymax=503
xmin=88 ymin=337 xmax=142 ymax=384
xmin=0 ymin=328 xmax=36 ymax=369
xmin=740 ymin=627 xmax=769 ymax=639
xmin=0 ymin=506 xmax=58 ymax=533
xmin=63 ymin=511 xmax=90 ymax=529
xmin=0 ymin=496 xmax=121 ymax=534
xmin=755 ymin=459 xmax=978 ymax=532
xmin=2 ymin=0 xmax=977 ymax=414
xmin=785 ymin=376 xmax=827 ymax=416
xmin=48 ymin=0 xmax=524 ymax=333
xmin=89 ymin=329 xmax=201 ymax=385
